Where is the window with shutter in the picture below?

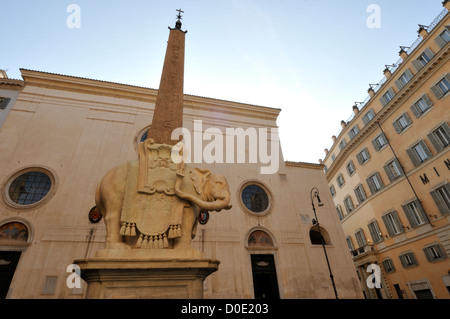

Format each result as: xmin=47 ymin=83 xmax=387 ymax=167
xmin=382 ymin=259 xmax=395 ymax=273
xmin=348 ymin=125 xmax=360 ymax=139
xmin=435 ymin=28 xmax=450 ymax=48
xmin=346 ymin=237 xmax=354 ymax=251
xmin=399 ymin=252 xmax=418 ymax=268
xmin=355 ymin=229 xmax=366 ymax=248
xmin=372 ymin=133 xmax=387 ymax=151
xmin=362 ymin=109 xmax=375 ymax=125
xmin=357 ymin=148 xmax=371 ymax=164
xmin=407 ymin=140 xmax=432 ymax=166
xmin=336 ymin=174 xmax=345 ymax=188
xmin=382 ymin=211 xmax=403 ymax=236
xmin=346 ymin=160 xmax=356 ymax=176
xmin=380 ymin=88 xmax=395 ymax=106
xmin=354 ymin=184 xmax=367 ymax=204
xmin=423 ymin=244 xmax=446 ymax=262
xmin=329 ymin=185 xmax=336 ymax=197
xmin=368 ymin=220 xmax=382 ymax=243
xmin=336 ymin=205 xmax=344 ymax=221
xmin=393 ymin=112 xmax=412 ymax=133
xmin=427 ymin=122 xmax=450 ymax=152
xmin=430 ymin=183 xmax=450 ymax=216
xmin=339 ymin=139 xmax=347 ymax=150
xmin=344 ymin=196 xmax=355 ymax=214
xmin=413 ymin=48 xmax=434 ymax=71
xmin=402 ymin=199 xmax=427 ymax=228
xmin=410 ymin=95 xmax=433 ymax=118
xmin=367 ymin=172 xmax=384 ymax=194
xmin=383 ymin=158 xmax=404 ymax=182
xmin=395 ymin=69 xmax=413 ymax=90
xmin=431 ymin=74 xmax=450 ymax=99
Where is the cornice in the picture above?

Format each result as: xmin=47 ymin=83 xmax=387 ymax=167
xmin=19 ymin=69 xmax=280 ymax=122
xmin=285 ymin=161 xmax=324 ymax=170
xmin=325 ymin=42 xmax=449 ymax=182
xmin=0 ymin=78 xmax=25 ymax=91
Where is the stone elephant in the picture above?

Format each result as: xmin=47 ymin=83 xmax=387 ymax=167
xmin=95 ymin=156 xmax=232 ymax=250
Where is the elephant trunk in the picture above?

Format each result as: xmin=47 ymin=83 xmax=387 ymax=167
xmin=175 ymin=175 xmax=232 ymax=212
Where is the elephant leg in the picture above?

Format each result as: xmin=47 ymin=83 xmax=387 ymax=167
xmin=98 ymin=163 xmax=130 ymax=249
xmin=104 ymin=209 xmax=122 ymax=247
xmin=173 ymin=206 xmax=197 ymax=249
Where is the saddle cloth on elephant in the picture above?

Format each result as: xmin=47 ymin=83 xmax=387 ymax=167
xmin=120 ymin=142 xmax=187 ymax=249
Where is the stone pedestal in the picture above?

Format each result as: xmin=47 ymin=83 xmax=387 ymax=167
xmin=74 ymin=250 xmax=219 ymax=299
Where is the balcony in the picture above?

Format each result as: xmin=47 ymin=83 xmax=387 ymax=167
xmin=351 ymin=245 xmax=375 ymax=259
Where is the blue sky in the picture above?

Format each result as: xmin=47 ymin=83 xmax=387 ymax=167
xmin=1 ymin=0 xmax=446 ymax=164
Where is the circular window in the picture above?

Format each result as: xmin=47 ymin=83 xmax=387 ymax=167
xmin=241 ymin=183 xmax=270 ymax=214
xmin=138 ymin=126 xmax=151 ymax=144
xmin=6 ymin=170 xmax=53 ymax=207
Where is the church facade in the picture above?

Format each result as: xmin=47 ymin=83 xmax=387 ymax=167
xmin=0 ymin=68 xmax=362 ymax=299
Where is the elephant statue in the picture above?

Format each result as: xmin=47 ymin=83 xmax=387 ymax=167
xmin=95 ymin=141 xmax=232 ymax=251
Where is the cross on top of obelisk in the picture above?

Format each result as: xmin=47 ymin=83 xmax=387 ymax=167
xmin=175 ymin=9 xmax=184 ymax=30
xmin=176 ymin=8 xmax=184 ymax=20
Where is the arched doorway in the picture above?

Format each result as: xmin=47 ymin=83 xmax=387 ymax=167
xmin=0 ymin=220 xmax=31 ymax=299
xmin=246 ymin=228 xmax=280 ymax=299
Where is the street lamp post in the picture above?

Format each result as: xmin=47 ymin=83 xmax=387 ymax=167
xmin=310 ymin=187 xmax=339 ymax=299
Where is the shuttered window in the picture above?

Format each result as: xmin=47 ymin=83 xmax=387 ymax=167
xmin=346 ymin=237 xmax=354 ymax=251
xmin=412 ymin=48 xmax=434 ymax=71
xmin=383 ymin=158 xmax=404 ymax=182
xmin=372 ymin=133 xmax=388 ymax=151
xmin=354 ymin=184 xmax=367 ymax=204
xmin=382 ymin=210 xmax=403 ymax=236
xmin=434 ymin=27 xmax=450 ymax=48
xmin=423 ymin=244 xmax=446 ymax=262
xmin=368 ymin=220 xmax=383 ymax=243
xmin=339 ymin=138 xmax=347 ymax=150
xmin=382 ymin=259 xmax=396 ymax=273
xmin=395 ymin=69 xmax=414 ymax=90
xmin=346 ymin=160 xmax=356 ymax=176
xmin=366 ymin=172 xmax=384 ymax=194
xmin=336 ymin=205 xmax=344 ymax=221
xmin=343 ymin=196 xmax=355 ymax=214
xmin=401 ymin=199 xmax=428 ymax=228
xmin=356 ymin=147 xmax=371 ymax=165
xmin=431 ymin=74 xmax=450 ymax=99
xmin=427 ymin=122 xmax=450 ymax=153
xmin=399 ymin=252 xmax=418 ymax=268
xmin=329 ymin=185 xmax=336 ymax=197
xmin=348 ymin=125 xmax=360 ymax=139
xmin=392 ymin=112 xmax=412 ymax=133
xmin=362 ymin=109 xmax=375 ymax=125
xmin=355 ymin=229 xmax=366 ymax=248
xmin=410 ymin=95 xmax=433 ymax=118
xmin=336 ymin=174 xmax=345 ymax=188
xmin=430 ymin=183 xmax=450 ymax=216
xmin=406 ymin=140 xmax=432 ymax=167
xmin=380 ymin=88 xmax=396 ymax=107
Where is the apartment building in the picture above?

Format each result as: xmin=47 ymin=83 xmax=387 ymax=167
xmin=322 ymin=1 xmax=450 ymax=299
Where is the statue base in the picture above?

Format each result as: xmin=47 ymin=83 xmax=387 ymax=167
xmin=74 ymin=252 xmax=219 ymax=299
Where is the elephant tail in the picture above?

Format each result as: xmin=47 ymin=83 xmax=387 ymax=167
xmin=95 ymin=183 xmax=104 ymax=214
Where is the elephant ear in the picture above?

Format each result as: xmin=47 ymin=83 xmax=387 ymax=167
xmin=190 ymin=168 xmax=211 ymax=196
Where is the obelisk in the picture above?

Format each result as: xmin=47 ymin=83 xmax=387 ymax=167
xmin=147 ymin=9 xmax=187 ymax=145
xmin=74 ymin=10 xmax=222 ymax=299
